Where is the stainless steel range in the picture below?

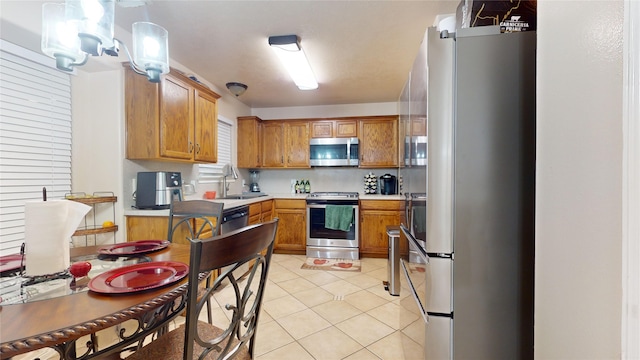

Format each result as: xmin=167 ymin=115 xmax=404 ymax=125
xmin=306 ymin=192 xmax=359 ymax=259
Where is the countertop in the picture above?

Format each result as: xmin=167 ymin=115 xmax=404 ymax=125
xmin=124 ymin=193 xmax=404 ymax=217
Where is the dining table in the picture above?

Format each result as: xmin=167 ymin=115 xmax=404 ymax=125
xmin=0 ymin=242 xmax=193 ymax=360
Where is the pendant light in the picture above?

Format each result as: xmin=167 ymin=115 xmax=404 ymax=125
xmin=41 ymin=0 xmax=169 ymax=83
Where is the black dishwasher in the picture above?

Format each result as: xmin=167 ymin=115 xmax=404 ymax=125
xmin=220 ymin=205 xmax=249 ymax=234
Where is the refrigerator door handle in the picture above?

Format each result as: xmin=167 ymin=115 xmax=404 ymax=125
xmin=400 ymin=258 xmax=429 ymax=323
xmin=400 ymin=224 xmax=429 ymax=263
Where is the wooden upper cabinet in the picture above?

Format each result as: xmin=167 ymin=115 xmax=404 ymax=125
xmin=411 ymin=116 xmax=427 ymax=136
xmin=261 ymin=121 xmax=309 ymax=168
xmin=236 ymin=115 xmax=400 ymax=169
xmin=194 ymin=89 xmax=218 ymax=162
xmin=286 ymin=121 xmax=310 ymax=167
xmin=261 ymin=121 xmax=285 ymax=167
xmin=311 ymin=121 xmax=333 ymax=138
xmin=159 ymin=75 xmax=193 ymax=160
xmin=336 ymin=120 xmax=358 ymax=137
xmin=125 ymin=67 xmax=220 ymax=163
xmin=311 ymin=119 xmax=357 ymax=138
xmin=237 ymin=116 xmax=262 ymax=168
xmin=359 ymin=116 xmax=399 ymax=168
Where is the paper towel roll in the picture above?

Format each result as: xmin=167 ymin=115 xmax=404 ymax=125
xmin=24 ymin=200 xmax=91 ymax=276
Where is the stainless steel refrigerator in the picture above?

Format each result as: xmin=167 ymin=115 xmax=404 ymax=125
xmin=399 ymin=25 xmax=536 ymax=359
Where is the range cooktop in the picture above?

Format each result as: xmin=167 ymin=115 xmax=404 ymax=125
xmin=307 ymin=192 xmax=359 ymax=199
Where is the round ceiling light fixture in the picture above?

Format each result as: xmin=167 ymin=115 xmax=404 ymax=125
xmin=226 ymin=82 xmax=248 ymax=97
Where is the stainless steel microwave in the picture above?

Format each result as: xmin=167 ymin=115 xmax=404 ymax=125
xmin=404 ymin=135 xmax=427 ymax=166
xmin=309 ymin=137 xmax=359 ymax=167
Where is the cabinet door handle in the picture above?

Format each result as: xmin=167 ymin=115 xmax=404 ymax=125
xmin=281 ymin=156 xmax=284 ymax=164
xmin=195 ymin=143 xmax=201 ymax=154
xmin=188 ymin=141 xmax=194 ymax=153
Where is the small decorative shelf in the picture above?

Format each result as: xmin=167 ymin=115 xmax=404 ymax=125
xmin=67 ymin=191 xmax=118 ymax=245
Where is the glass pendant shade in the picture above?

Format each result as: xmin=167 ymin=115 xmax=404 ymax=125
xmin=132 ymin=22 xmax=170 ymax=83
xmin=65 ymin=0 xmax=115 ymax=55
xmin=41 ymin=3 xmax=85 ymax=71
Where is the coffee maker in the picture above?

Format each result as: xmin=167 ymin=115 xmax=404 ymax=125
xmin=249 ymin=170 xmax=261 ymax=192
xmin=379 ymin=173 xmax=398 ymax=195
xmin=135 ymin=171 xmax=182 ymax=209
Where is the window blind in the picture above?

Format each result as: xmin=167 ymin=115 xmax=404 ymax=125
xmin=0 ymin=40 xmax=72 ymax=256
xmin=198 ymin=117 xmax=232 ymax=183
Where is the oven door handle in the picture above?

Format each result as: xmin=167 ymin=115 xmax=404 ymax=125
xmin=306 ymin=204 xmax=329 ymax=208
xmin=306 ymin=204 xmax=358 ymax=208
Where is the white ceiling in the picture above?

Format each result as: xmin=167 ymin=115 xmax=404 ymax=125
xmin=0 ymin=1 xmax=459 ymax=108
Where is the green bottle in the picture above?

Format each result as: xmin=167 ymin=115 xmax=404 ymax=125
xmin=304 ymin=180 xmax=310 ymax=193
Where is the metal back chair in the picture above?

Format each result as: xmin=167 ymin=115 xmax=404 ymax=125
xmin=167 ymin=200 xmax=224 ymax=325
xmin=126 ymin=219 xmax=279 ymax=360
xmin=167 ymin=200 xmax=224 ymax=243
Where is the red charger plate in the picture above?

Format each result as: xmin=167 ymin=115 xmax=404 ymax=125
xmin=0 ymin=254 xmax=23 ymax=273
xmin=98 ymin=240 xmax=170 ymax=256
xmin=88 ymin=261 xmax=188 ymax=294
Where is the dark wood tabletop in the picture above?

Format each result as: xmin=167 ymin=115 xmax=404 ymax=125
xmin=0 ymin=243 xmax=191 ymax=359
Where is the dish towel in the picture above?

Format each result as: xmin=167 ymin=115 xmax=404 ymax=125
xmin=325 ymin=205 xmax=353 ymax=232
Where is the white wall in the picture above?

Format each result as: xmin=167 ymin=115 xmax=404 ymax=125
xmin=252 ymin=102 xmax=396 ymax=119
xmin=536 ymin=1 xmax=624 ymax=358
xmin=71 ymin=70 xmax=126 ymax=245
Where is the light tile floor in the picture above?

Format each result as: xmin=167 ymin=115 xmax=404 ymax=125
xmin=250 ymin=254 xmax=424 ymax=360
xmin=15 ymin=254 xmax=424 ymax=360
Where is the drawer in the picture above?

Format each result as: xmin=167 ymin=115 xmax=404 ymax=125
xmin=274 ymin=199 xmax=306 ymax=209
xmin=359 ymin=200 xmax=404 ymax=211
xmin=261 ymin=200 xmax=273 ymax=212
xmin=249 ymin=203 xmax=262 ymax=215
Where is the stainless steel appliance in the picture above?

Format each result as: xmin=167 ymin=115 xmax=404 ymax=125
xmin=404 ymin=135 xmax=428 ymax=166
xmin=398 ymin=26 xmax=536 ymax=359
xmin=309 ymin=137 xmax=359 ymax=167
xmin=408 ymin=193 xmax=426 ymax=252
xmin=306 ymin=192 xmax=359 ymax=259
xmin=218 ymin=205 xmax=250 ymax=277
xmin=379 ymin=174 xmax=397 ymax=195
xmin=249 ymin=170 xmax=261 ymax=192
xmin=220 ymin=205 xmax=249 ymax=234
xmin=135 ymin=171 xmax=182 ymax=209
xmin=385 ymin=226 xmax=400 ymax=296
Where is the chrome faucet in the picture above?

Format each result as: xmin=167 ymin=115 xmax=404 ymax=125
xmin=222 ymin=164 xmax=238 ymax=198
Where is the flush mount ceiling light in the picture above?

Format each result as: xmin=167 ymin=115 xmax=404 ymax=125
xmin=41 ymin=0 xmax=169 ymax=83
xmin=268 ymin=34 xmax=318 ymax=90
xmin=226 ymin=82 xmax=248 ymax=97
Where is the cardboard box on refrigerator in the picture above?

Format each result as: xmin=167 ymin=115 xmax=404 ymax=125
xmin=457 ymin=0 xmax=537 ymax=32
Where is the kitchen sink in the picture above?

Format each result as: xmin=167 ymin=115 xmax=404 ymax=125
xmin=218 ymin=193 xmax=267 ymax=200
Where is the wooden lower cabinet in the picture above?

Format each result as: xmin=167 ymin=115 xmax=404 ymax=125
xmin=249 ymin=203 xmax=261 ymax=225
xmin=126 ymin=216 xmax=191 ymax=245
xmin=273 ymin=199 xmax=306 ymax=254
xmin=249 ymin=200 xmax=273 ymax=225
xmin=359 ymin=200 xmax=404 ymax=258
xmin=261 ymin=200 xmax=273 ymax=222
xmin=126 ymin=215 xmax=219 ymax=245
